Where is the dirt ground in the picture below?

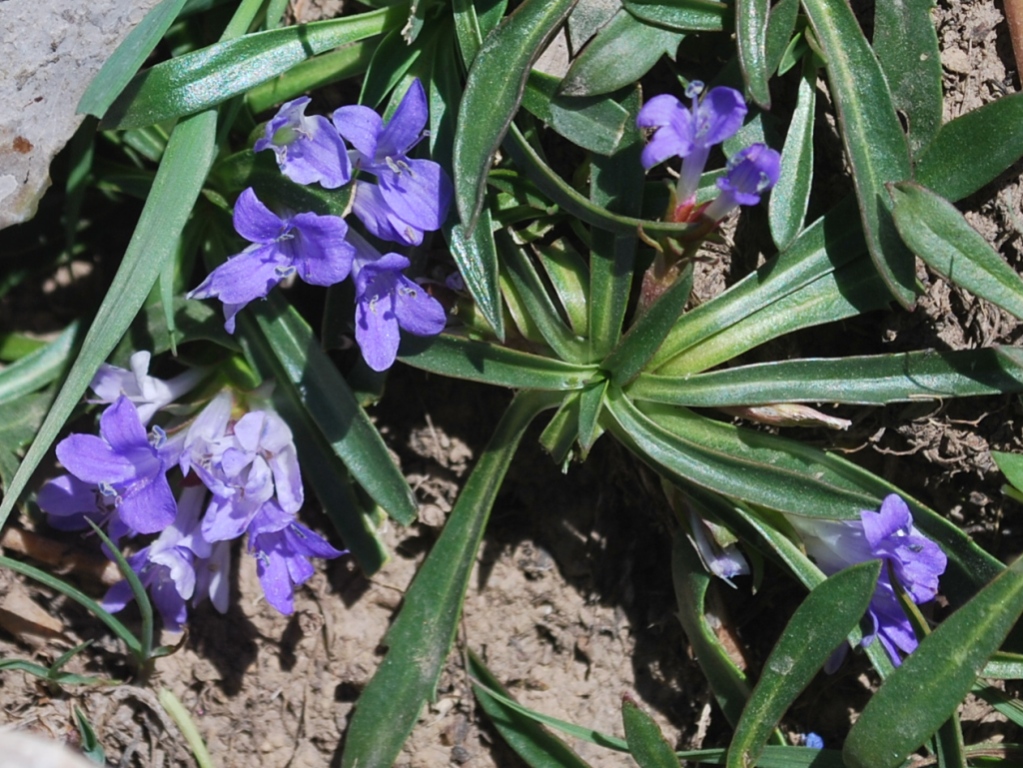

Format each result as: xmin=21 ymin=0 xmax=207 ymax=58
xmin=2 ymin=0 xmax=1023 ymax=765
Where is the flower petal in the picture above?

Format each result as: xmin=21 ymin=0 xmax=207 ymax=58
xmin=187 ymin=243 xmax=290 ymax=306
xmin=377 ymin=78 xmax=428 ymax=158
xmin=394 ymin=275 xmax=447 ymax=336
xmin=332 ymin=104 xmax=382 ymax=162
xmin=118 ymin=470 xmax=177 ymax=534
xmin=352 ymin=182 xmax=423 ymax=245
xmin=377 ymin=157 xmax=452 ymax=233
xmin=233 ymin=188 xmax=285 ymax=244
xmin=289 ymin=211 xmax=354 ymax=285
xmin=56 ymin=434 xmax=135 ymax=484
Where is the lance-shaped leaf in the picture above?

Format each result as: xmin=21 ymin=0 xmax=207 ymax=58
xmin=0 ymin=110 xmax=217 ymax=530
xmin=398 ymin=334 xmax=598 ymax=390
xmin=78 ymin=0 xmax=189 ymax=118
xmin=844 ymin=557 xmax=1023 ymax=768
xmin=801 ymin=0 xmax=916 ymax=307
xmin=341 ymin=390 xmax=561 ymax=768
xmin=769 ymin=58 xmax=815 ymax=250
xmin=628 ymin=348 xmax=1023 ymax=407
xmin=737 ymin=0 xmax=772 ymax=108
xmin=559 ymin=9 xmax=684 ymax=98
xmin=454 ymin=0 xmax=578 ymax=232
xmin=0 ymin=322 xmax=79 ymax=405
xmin=874 ymin=0 xmax=943 ymax=158
xmin=101 ymin=6 xmax=407 ymax=129
xmin=622 ymin=0 xmax=729 ymax=31
xmin=447 ymin=207 xmax=505 ymax=341
xmin=892 ymin=181 xmax=1023 ymax=319
xmin=727 ymin=561 xmax=881 ymax=768
xmin=623 ymin=698 xmax=680 ymax=768
xmin=522 ymin=70 xmax=630 ymax=155
xmin=915 ymin=93 xmax=1023 ymax=202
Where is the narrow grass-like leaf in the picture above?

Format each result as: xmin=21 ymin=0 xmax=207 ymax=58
xmin=801 ymin=0 xmax=916 ymax=307
xmin=74 ymin=706 xmax=107 ymax=764
xmin=915 ymin=93 xmax=1023 ymax=202
xmin=454 ymin=0 xmax=577 ymax=231
xmin=727 ymin=561 xmax=880 ymax=768
xmin=159 ymin=688 xmax=216 ymax=768
xmin=359 ymin=27 xmax=422 ymax=109
xmin=577 ymin=378 xmax=606 ymax=454
xmin=892 ymin=182 xmax=1023 ymax=319
xmin=736 ymin=0 xmax=772 ymax=108
xmin=0 ymin=109 xmax=217 ymax=531
xmin=447 ymin=207 xmax=505 ymax=340
xmin=398 ymin=334 xmax=597 ymax=389
xmin=341 ymin=391 xmax=561 ymax=768
xmin=606 ymin=393 xmax=880 ymax=518
xmin=672 ymin=529 xmax=752 ymax=727
xmin=504 ymin=124 xmax=697 ymax=237
xmin=246 ymin=42 xmax=378 ymax=114
xmin=77 ymin=0 xmax=189 ymax=117
xmin=648 ymin=196 xmax=865 ymax=370
xmin=102 ymin=6 xmax=408 ymax=129
xmin=0 ymin=555 xmax=142 ymax=657
xmin=623 ymin=0 xmax=728 ymax=32
xmin=873 ymin=0 xmax=942 ymax=157
xmin=980 ymin=652 xmax=1023 ymax=679
xmin=629 ymin=348 xmax=1023 ymax=406
xmin=559 ymin=10 xmax=684 ymax=98
xmin=469 ymin=650 xmax=592 ymax=768
xmin=588 ymin=88 xmax=643 ymax=358
xmin=522 ymin=71 xmax=630 ymax=156
xmin=623 ymin=698 xmax=679 ymax=768
xmin=532 ymin=239 xmax=590 ymax=335
xmin=244 ymin=292 xmax=417 ymax=526
xmin=844 ymin=557 xmax=1023 ymax=768
xmin=769 ymin=59 xmax=815 ymax=250
xmin=0 ymin=658 xmax=105 ymax=687
xmin=0 ymin=322 xmax=79 ymax=405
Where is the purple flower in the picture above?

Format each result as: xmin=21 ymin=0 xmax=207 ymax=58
xmin=687 ymin=511 xmax=749 ymax=587
xmin=789 ymin=494 xmax=947 ymax=668
xmin=53 ymin=396 xmax=176 ymax=536
xmin=254 ymin=97 xmax=351 ymax=189
xmin=90 ymin=350 xmax=204 ymax=425
xmin=188 ymin=188 xmax=354 ymax=333
xmin=702 ymin=143 xmax=781 ymax=222
xmin=352 ymin=245 xmax=447 ymax=372
xmin=247 ymin=500 xmax=344 ymax=615
xmin=637 ymin=83 xmax=747 ymax=211
xmin=37 ymin=473 xmax=124 ymax=535
xmin=333 ymin=79 xmax=453 ymax=245
xmin=805 ymin=734 xmax=824 ymax=750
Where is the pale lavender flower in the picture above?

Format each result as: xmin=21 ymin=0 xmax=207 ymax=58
xmin=54 ymin=396 xmax=176 ymax=535
xmin=687 ymin=511 xmax=749 ymax=587
xmin=90 ymin=350 xmax=204 ymax=425
xmin=333 ymin=79 xmax=452 ymax=245
xmin=702 ymin=143 xmax=781 ymax=222
xmin=37 ymin=473 xmax=124 ymax=536
xmin=254 ymin=97 xmax=351 ymax=189
xmin=247 ymin=500 xmax=344 ymax=615
xmin=805 ymin=734 xmax=824 ymax=750
xmin=188 ymin=188 xmax=354 ymax=333
xmin=637 ymin=83 xmax=747 ymax=211
xmin=789 ymin=494 xmax=947 ymax=668
xmin=351 ymin=243 xmax=447 ymax=372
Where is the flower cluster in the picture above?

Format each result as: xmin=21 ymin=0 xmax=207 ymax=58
xmin=788 ymin=494 xmax=948 ymax=669
xmin=189 ymin=79 xmax=452 ymax=371
xmin=37 ymin=352 xmax=343 ymax=629
xmin=637 ymin=82 xmax=780 ymax=225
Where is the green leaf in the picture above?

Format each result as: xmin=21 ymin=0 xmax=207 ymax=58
xmin=359 ymin=27 xmax=422 ymax=109
xmin=246 ymin=41 xmax=377 ymax=114
xmin=101 ymin=6 xmax=407 ymax=129
xmin=622 ymin=0 xmax=729 ymax=32
xmin=454 ymin=0 xmax=578 ymax=231
xmin=559 ymin=10 xmax=684 ymax=98
xmin=915 ymin=93 xmax=1023 ymax=202
xmin=648 ymin=197 xmax=866 ymax=371
xmin=672 ymin=529 xmax=752 ymax=727
xmin=447 ymin=207 xmax=505 ymax=341
xmin=469 ymin=650 xmax=592 ymax=768
xmin=398 ymin=334 xmax=598 ymax=389
xmin=504 ymin=123 xmax=698 ymax=237
xmin=844 ymin=557 xmax=1023 ymax=768
xmin=0 ymin=109 xmax=218 ymax=531
xmin=801 ymin=0 xmax=916 ymax=307
xmin=873 ymin=0 xmax=943 ymax=157
xmin=244 ymin=292 xmax=418 ymax=526
xmin=736 ymin=0 xmax=771 ymax=108
xmin=993 ymin=450 xmax=1023 ymax=494
xmin=522 ymin=70 xmax=630 ymax=156
xmin=341 ymin=391 xmax=560 ymax=768
xmin=891 ymin=182 xmax=1023 ymax=320
xmin=605 ymin=393 xmax=880 ymax=518
xmin=768 ymin=58 xmax=815 ymax=250
xmin=74 ymin=706 xmax=107 ymax=764
xmin=623 ymin=698 xmax=680 ymax=768
xmin=727 ymin=561 xmax=881 ymax=768
xmin=77 ymin=0 xmax=189 ymax=118
xmin=0 ymin=322 xmax=79 ymax=405
xmin=628 ymin=348 xmax=1023 ymax=407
